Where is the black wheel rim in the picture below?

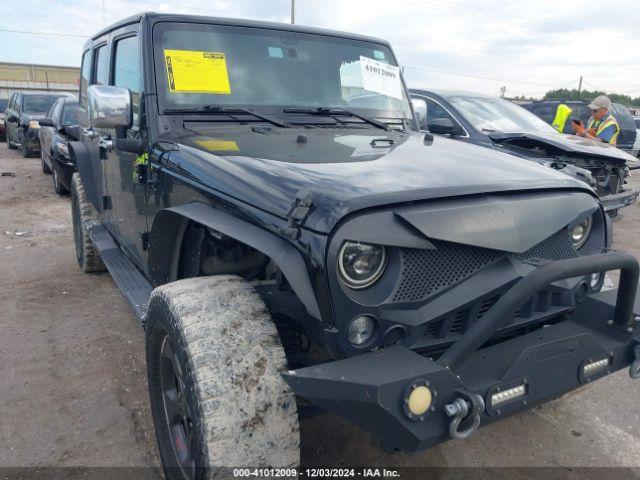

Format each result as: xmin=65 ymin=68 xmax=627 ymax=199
xmin=71 ymin=193 xmax=83 ymax=264
xmin=160 ymin=335 xmax=195 ymax=480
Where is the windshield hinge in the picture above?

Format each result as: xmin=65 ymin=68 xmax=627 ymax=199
xmin=281 ymin=191 xmax=314 ymax=239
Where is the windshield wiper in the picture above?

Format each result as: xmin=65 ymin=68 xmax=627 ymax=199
xmin=165 ymin=105 xmax=290 ymax=128
xmin=283 ymin=106 xmax=389 ymax=131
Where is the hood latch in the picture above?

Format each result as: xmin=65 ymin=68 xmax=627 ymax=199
xmin=281 ymin=190 xmax=314 ymax=240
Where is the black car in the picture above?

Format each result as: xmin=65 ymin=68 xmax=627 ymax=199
xmin=69 ymin=13 xmax=640 ymax=475
xmin=523 ymin=99 xmax=638 ymax=154
xmin=38 ymin=97 xmax=86 ymax=195
xmin=4 ymin=91 xmax=72 ymax=157
xmin=409 ymin=90 xmax=637 ymax=217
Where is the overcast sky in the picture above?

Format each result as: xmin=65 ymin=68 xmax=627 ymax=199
xmin=2 ymin=0 xmax=639 ymax=98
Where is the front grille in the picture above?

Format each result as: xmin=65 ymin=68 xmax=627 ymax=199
xmin=392 ymin=229 xmax=578 ymax=303
xmin=420 ymin=289 xmax=566 ymax=345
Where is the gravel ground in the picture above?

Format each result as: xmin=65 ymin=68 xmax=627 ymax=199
xmin=2 ymin=142 xmax=640 ymax=472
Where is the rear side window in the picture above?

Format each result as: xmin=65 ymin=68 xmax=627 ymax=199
xmin=79 ymin=50 xmax=91 ymax=109
xmin=94 ymin=44 xmax=110 ymax=86
xmin=113 ymin=35 xmax=141 ymax=126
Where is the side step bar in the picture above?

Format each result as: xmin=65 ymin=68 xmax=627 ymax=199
xmin=89 ymin=224 xmax=152 ymax=326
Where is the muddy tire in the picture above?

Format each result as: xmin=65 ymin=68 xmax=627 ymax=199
xmin=70 ymin=173 xmax=105 ymax=272
xmin=146 ymin=276 xmax=300 ymax=479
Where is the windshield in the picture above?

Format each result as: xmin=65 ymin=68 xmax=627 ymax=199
xmin=449 ymin=96 xmax=557 ymax=134
xmin=23 ymin=95 xmax=61 ymax=114
xmin=61 ymin=103 xmax=87 ymax=126
xmin=153 ymin=22 xmax=413 ymax=122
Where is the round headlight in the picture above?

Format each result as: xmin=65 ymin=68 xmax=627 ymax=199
xmin=347 ymin=315 xmax=376 ymax=346
xmin=570 ymin=216 xmax=592 ymax=250
xmin=338 ymin=241 xmax=387 ymax=289
xmin=28 ymin=120 xmax=40 ymax=129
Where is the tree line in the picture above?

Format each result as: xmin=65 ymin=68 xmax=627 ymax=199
xmin=542 ymin=88 xmax=640 ymax=106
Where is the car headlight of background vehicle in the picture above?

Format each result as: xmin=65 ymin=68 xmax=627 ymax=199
xmin=570 ymin=215 xmax=593 ymax=249
xmin=28 ymin=120 xmax=40 ymax=129
xmin=338 ymin=241 xmax=387 ymax=289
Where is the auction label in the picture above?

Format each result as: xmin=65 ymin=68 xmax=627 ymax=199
xmin=360 ymin=56 xmax=402 ymax=100
xmin=164 ymin=50 xmax=231 ymax=94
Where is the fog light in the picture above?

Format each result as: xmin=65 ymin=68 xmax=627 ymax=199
xmin=583 ymin=358 xmax=610 ymax=375
xmin=490 ymin=384 xmax=526 ymax=407
xmin=408 ymin=386 xmax=432 ymax=416
xmin=347 ymin=315 xmax=375 ymax=346
xmin=402 ymin=379 xmax=436 ymax=421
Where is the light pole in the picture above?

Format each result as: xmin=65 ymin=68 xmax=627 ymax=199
xmin=291 ymin=0 xmax=295 ymax=24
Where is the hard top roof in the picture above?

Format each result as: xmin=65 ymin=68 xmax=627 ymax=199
xmin=88 ymin=12 xmax=390 ymax=47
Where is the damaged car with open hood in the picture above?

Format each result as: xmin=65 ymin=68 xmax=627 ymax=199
xmin=69 ymin=13 xmax=640 ymax=477
xmin=410 ymin=89 xmax=638 ymax=218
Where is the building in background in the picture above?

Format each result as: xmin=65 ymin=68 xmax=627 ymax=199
xmin=0 ymin=62 xmax=79 ymax=98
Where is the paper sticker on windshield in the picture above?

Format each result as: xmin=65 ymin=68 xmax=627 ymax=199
xmin=164 ymin=50 xmax=231 ymax=94
xmin=360 ymin=56 xmax=402 ymax=100
xmin=195 ymin=139 xmax=239 ymax=151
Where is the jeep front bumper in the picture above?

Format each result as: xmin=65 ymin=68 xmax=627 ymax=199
xmin=283 ymin=252 xmax=640 ymax=452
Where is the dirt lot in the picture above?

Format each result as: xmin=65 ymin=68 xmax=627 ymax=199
xmin=2 ymin=141 xmax=640 ymax=472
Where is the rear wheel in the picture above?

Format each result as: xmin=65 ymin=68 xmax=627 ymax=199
xmin=146 ymin=276 xmax=300 ymax=479
xmin=70 ymin=173 xmax=105 ymax=272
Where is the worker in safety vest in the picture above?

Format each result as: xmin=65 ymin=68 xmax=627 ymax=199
xmin=571 ymin=95 xmax=620 ymax=145
xmin=552 ymin=103 xmax=573 ymax=133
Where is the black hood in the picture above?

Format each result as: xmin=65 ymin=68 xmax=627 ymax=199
xmin=489 ymin=131 xmax=637 ymax=165
xmin=164 ymin=125 xmax=594 ymax=233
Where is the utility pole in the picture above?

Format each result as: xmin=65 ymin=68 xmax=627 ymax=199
xmin=291 ymin=0 xmax=295 ymax=24
xmin=577 ymin=76 xmax=582 ymax=100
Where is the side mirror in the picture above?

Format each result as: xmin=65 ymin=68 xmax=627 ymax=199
xmin=428 ymin=117 xmax=460 ymax=135
xmin=6 ymin=113 xmax=18 ymax=123
xmin=87 ymin=85 xmax=132 ymax=130
xmin=38 ymin=118 xmax=55 ymax=127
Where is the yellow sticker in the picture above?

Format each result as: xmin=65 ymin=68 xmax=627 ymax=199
xmin=164 ymin=50 xmax=231 ymax=94
xmin=195 ymin=139 xmax=239 ymax=151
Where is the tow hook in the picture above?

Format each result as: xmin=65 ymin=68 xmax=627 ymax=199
xmin=629 ymin=345 xmax=640 ymax=379
xmin=444 ymin=391 xmax=485 ymax=440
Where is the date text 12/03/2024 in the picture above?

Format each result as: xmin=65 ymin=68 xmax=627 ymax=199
xmin=232 ymin=468 xmax=401 ymax=478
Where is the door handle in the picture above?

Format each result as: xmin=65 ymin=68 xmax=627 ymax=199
xmin=98 ymin=137 xmax=114 ymax=152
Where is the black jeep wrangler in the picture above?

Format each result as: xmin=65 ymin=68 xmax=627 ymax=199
xmin=70 ymin=12 xmax=640 ymax=478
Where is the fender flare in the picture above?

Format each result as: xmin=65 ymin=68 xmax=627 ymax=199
xmin=148 ymin=202 xmax=322 ymax=319
xmin=68 ymin=140 xmax=103 ymax=212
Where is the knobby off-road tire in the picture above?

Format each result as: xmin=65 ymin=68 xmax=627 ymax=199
xmin=146 ymin=276 xmax=300 ymax=480
xmin=70 ymin=173 xmax=105 ymax=272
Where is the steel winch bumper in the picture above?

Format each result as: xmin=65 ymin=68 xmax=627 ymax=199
xmin=283 ymin=252 xmax=640 ymax=452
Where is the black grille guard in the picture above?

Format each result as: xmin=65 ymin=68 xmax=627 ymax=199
xmin=438 ymin=251 xmax=639 ymax=370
